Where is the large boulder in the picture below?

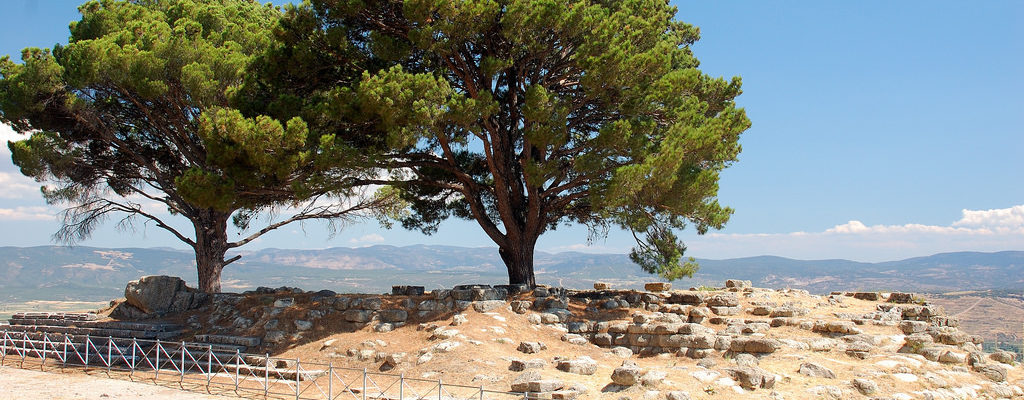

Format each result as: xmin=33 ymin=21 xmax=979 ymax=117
xmin=124 ymin=276 xmax=207 ymax=316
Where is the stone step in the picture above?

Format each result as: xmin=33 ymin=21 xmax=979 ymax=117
xmin=193 ymin=334 xmax=260 ymax=348
xmin=11 ymin=312 xmax=99 ymax=321
xmin=8 ymin=319 xmax=182 ymax=332
xmin=1 ymin=324 xmax=183 ymax=340
xmin=187 ymin=342 xmax=249 ymax=354
xmin=222 ymin=363 xmax=326 ymax=381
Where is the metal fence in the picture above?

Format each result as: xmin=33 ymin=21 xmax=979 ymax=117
xmin=0 ymin=329 xmax=530 ymax=400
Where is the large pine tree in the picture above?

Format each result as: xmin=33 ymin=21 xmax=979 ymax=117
xmin=263 ymin=0 xmax=751 ymax=286
xmin=0 ymin=0 xmax=394 ymax=292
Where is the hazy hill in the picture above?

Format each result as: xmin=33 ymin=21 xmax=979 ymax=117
xmin=0 ymin=245 xmax=1021 ymax=301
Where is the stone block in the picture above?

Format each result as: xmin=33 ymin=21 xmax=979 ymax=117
xmin=556 ymin=357 xmax=597 ymax=375
xmin=392 ymin=285 xmax=425 ymax=296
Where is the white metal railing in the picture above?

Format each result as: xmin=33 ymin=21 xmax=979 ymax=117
xmin=1 ymin=329 xmax=532 ymax=400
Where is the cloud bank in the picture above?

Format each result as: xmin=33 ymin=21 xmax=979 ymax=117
xmin=693 ymin=205 xmax=1024 ymax=261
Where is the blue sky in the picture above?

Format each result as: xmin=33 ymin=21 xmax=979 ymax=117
xmin=1 ymin=0 xmax=1021 ymax=261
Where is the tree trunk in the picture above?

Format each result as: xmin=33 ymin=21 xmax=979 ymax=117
xmin=194 ymin=210 xmax=231 ymax=293
xmin=499 ymin=235 xmax=538 ymax=287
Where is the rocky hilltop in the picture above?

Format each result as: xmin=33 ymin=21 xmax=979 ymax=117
xmin=17 ymin=277 xmax=1024 ymax=399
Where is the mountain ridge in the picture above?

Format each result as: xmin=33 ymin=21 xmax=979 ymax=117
xmin=1 ymin=245 xmax=1021 ymax=301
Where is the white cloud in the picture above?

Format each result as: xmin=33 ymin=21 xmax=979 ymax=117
xmin=1 ymin=123 xmax=28 ymax=154
xmin=349 ymin=233 xmax=385 ymax=244
xmin=821 ymin=205 xmax=1024 ymax=236
xmin=0 ymin=171 xmax=41 ymax=199
xmin=0 ymin=206 xmax=55 ymax=221
xmin=953 ymin=205 xmax=1024 ymax=230
xmin=693 ymin=204 xmax=1024 ymax=262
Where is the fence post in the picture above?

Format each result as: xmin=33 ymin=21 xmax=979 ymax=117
xmin=130 ymin=339 xmax=136 ymax=379
xmin=295 ymin=358 xmax=301 ymax=400
xmin=480 ymin=385 xmax=484 ymax=400
xmin=83 ymin=334 xmax=90 ymax=371
xmin=362 ymin=368 xmax=367 ymax=400
xmin=39 ymin=334 xmax=48 ymax=370
xmin=107 ymin=336 xmax=113 ymax=374
xmin=399 ymin=373 xmax=404 ymax=400
xmin=2 ymin=330 xmax=7 ymax=364
xmin=180 ymin=341 xmax=186 ymax=384
xmin=264 ymin=353 xmax=270 ymax=398
xmin=207 ymin=345 xmax=213 ymax=389
xmin=20 ymin=332 xmax=27 ymax=368
xmin=234 ymin=350 xmax=240 ymax=393
xmin=328 ymin=362 xmax=333 ymax=400
xmin=155 ymin=339 xmax=161 ymax=380
xmin=438 ymin=378 xmax=442 ymax=400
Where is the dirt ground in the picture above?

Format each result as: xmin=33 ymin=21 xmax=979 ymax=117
xmin=0 ymin=366 xmax=235 ymax=400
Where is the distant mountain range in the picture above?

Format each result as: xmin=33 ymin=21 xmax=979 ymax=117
xmin=1 ymin=245 xmax=1022 ymax=301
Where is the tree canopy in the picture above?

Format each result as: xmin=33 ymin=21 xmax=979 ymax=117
xmin=262 ymin=0 xmax=751 ymax=286
xmin=0 ymin=0 xmax=394 ymax=293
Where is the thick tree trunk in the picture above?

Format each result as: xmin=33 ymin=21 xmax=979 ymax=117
xmin=499 ymin=235 xmax=538 ymax=287
xmin=194 ymin=210 xmax=231 ymax=293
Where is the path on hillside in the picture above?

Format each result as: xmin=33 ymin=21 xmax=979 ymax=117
xmin=952 ymin=297 xmax=985 ymax=317
xmin=0 ymin=366 xmax=230 ymax=400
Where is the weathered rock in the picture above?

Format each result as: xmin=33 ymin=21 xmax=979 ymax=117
xmin=989 ymin=351 xmax=1016 ymax=365
xmin=124 ymin=276 xmax=206 ymax=315
xmin=610 ymin=347 xmax=633 ymax=358
xmin=724 ymin=367 xmax=776 ymax=390
xmin=273 ymin=298 xmax=295 ymax=308
xmin=517 ymin=341 xmax=546 ymax=354
xmin=669 ymin=292 xmax=706 ymax=305
xmin=725 ymin=279 xmax=751 ymax=288
xmin=769 ymin=306 xmax=807 ymax=318
xmin=510 ymin=371 xmax=542 ymax=392
xmin=473 ymin=300 xmax=506 ymax=313
xmin=706 ymin=293 xmax=739 ymax=307
xmin=807 ymin=385 xmax=843 ymax=399
xmin=640 ymin=370 xmax=666 ymax=387
xmin=851 ymin=378 xmax=877 ymax=395
xmin=709 ymin=306 xmax=740 ymax=316
xmin=294 ymin=320 xmax=313 ymax=331
xmin=733 ymin=353 xmax=759 ymax=368
xmin=972 ymin=363 xmax=1008 ymax=382
xmin=510 ymin=358 xmax=547 ymax=371
xmin=392 ymin=285 xmax=425 ymax=296
xmin=899 ymin=320 xmax=928 ymax=334
xmin=384 ymin=353 xmax=405 ymax=367
xmin=264 ymin=331 xmax=285 ymax=344
xmin=594 ymin=282 xmax=611 ymax=290
xmin=730 ymin=337 xmax=782 ymax=353
xmin=611 ymin=362 xmax=645 ymax=386
xmin=556 ymin=356 xmax=597 ymax=375
xmin=343 ymin=310 xmax=372 ymax=323
xmin=528 ymin=380 xmax=565 ymax=392
xmin=665 ymin=391 xmax=691 ymax=400
xmin=938 ymin=350 xmax=966 ymax=364
xmin=852 ymin=292 xmax=881 ymax=301
xmin=798 ymin=362 xmax=836 ymax=379
xmin=378 ymin=309 xmax=408 ymax=323
xmin=844 ymin=341 xmax=872 ymax=359
xmin=510 ymin=300 xmax=531 ymax=314
xmin=888 ymin=292 xmax=917 ymax=304
xmin=645 ymin=282 xmax=672 ymax=292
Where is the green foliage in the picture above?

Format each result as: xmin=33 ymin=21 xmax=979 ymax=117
xmin=274 ymin=0 xmax=751 ymax=282
xmin=0 ymin=0 xmax=390 ymax=292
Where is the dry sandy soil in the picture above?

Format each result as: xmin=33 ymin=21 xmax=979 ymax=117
xmin=0 ymin=366 xmax=234 ymax=400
